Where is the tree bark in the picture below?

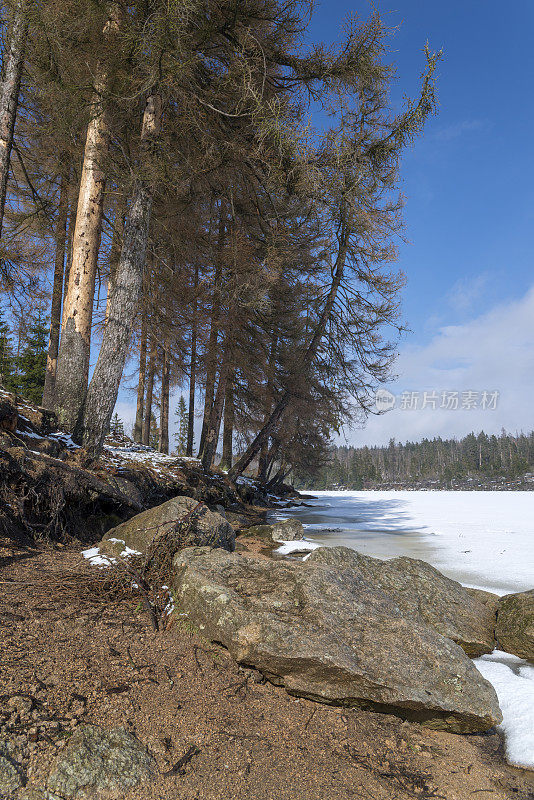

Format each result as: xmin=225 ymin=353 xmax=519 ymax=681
xmin=198 ymin=201 xmax=225 ymax=457
xmin=159 ymin=339 xmax=170 ymax=454
xmin=228 ymin=220 xmax=349 ymax=480
xmin=0 ymin=0 xmax=28 ymax=237
xmin=42 ymin=159 xmax=69 ymax=408
xmin=79 ymin=91 xmax=162 ymax=457
xmin=54 ymin=3 xmax=120 ymax=431
xmin=220 ymin=368 xmax=234 ymax=471
xmin=142 ymin=336 xmax=156 ymax=446
xmin=186 ymin=263 xmax=198 ymax=456
xmin=104 ymin=195 xmax=126 ymax=324
xmin=133 ymin=311 xmax=147 ymax=442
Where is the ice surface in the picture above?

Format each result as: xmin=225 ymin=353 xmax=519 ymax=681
xmin=271 ymin=490 xmax=534 ymax=595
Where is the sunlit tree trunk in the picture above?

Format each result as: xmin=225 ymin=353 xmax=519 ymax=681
xmin=42 ymin=159 xmax=69 ymax=407
xmin=54 ymin=3 xmax=120 ymax=431
xmin=0 ymin=0 xmax=28 ymax=237
xmin=133 ymin=311 xmax=147 ymax=443
xmin=79 ymin=92 xmax=162 ymax=456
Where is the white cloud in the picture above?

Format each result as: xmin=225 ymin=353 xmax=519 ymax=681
xmin=447 ymin=272 xmax=490 ymax=312
xmin=346 ymin=285 xmax=534 ymax=446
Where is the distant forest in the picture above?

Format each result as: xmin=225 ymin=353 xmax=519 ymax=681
xmin=297 ymin=431 xmax=534 ymax=490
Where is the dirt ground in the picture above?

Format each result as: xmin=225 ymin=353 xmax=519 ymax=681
xmin=1 ymin=542 xmax=533 ymax=800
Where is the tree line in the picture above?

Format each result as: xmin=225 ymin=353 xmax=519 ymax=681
xmin=0 ymin=0 xmax=440 ymax=482
xmin=299 ymin=431 xmax=534 ymax=490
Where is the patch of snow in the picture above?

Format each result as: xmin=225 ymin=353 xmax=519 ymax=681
xmin=81 ymin=547 xmax=114 ymax=568
xmin=16 ymin=428 xmax=41 ymax=438
xmin=50 ymin=431 xmax=80 ymax=449
xmin=474 ymin=650 xmax=534 ymax=770
xmin=274 ymin=539 xmax=322 ymax=556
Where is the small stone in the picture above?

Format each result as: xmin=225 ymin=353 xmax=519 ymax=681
xmin=0 ymin=754 xmax=23 ymax=794
xmin=47 ymin=724 xmax=157 ymax=799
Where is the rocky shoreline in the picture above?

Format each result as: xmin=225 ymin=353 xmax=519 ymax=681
xmin=1 ymin=393 xmax=534 ymax=798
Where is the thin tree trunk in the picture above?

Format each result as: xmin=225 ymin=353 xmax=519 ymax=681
xmin=80 ymin=92 xmax=162 ymax=457
xmin=133 ymin=311 xmax=147 ymax=443
xmin=220 ymin=367 xmax=234 ymax=471
xmin=54 ymin=3 xmax=120 ymax=431
xmin=42 ymin=159 xmax=69 ymax=407
xmin=186 ymin=264 xmax=198 ymax=456
xmin=228 ymin=220 xmax=349 ymax=480
xmin=142 ymin=336 xmax=156 ymax=446
xmin=257 ymin=334 xmax=277 ymax=481
xmin=0 ymin=0 xmax=28 ymax=236
xmin=198 ymin=201 xmax=226 ymax=457
xmin=159 ymin=339 xmax=170 ymax=454
xmin=201 ymin=327 xmax=233 ymax=471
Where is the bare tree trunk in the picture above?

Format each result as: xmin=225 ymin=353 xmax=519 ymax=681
xmin=220 ymin=368 xmax=234 ymax=471
xmin=228 ymin=222 xmax=349 ymax=480
xmin=133 ymin=312 xmax=147 ymax=443
xmin=142 ymin=336 xmax=156 ymax=446
xmin=42 ymin=159 xmax=69 ymax=408
xmin=104 ymin=195 xmax=126 ymax=324
xmin=0 ymin=0 xmax=28 ymax=236
xmin=256 ymin=334 xmax=277 ymax=481
xmin=54 ymin=3 xmax=120 ymax=431
xmin=186 ymin=264 xmax=198 ymax=456
xmin=159 ymin=339 xmax=170 ymax=454
xmin=79 ymin=92 xmax=162 ymax=457
xmin=198 ymin=202 xmax=225 ymax=457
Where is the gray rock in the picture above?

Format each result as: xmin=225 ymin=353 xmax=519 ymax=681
xmin=0 ymin=754 xmax=23 ymax=794
xmin=307 ymin=547 xmax=495 ymax=657
xmin=172 ymin=548 xmax=501 ymax=733
xmin=271 ymin=518 xmax=304 ymax=541
xmin=495 ymin=589 xmax=534 ymax=661
xmin=47 ymin=725 xmax=156 ymax=799
xmin=101 ymin=495 xmax=235 ymax=555
xmin=464 ymin=587 xmax=500 ymax=616
xmin=245 ymin=519 xmax=304 ymax=543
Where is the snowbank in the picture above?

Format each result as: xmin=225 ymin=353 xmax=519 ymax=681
xmin=474 ymin=650 xmax=534 ymax=770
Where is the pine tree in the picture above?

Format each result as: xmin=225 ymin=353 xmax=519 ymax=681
xmin=109 ymin=412 xmax=125 ymax=438
xmin=16 ymin=314 xmax=48 ymax=404
xmin=174 ymin=395 xmax=188 ymax=455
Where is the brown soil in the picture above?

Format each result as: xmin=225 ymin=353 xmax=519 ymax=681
xmin=1 ymin=542 xmax=533 ymax=800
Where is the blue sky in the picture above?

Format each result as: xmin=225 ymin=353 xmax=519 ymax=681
xmin=302 ymin=0 xmax=534 ymax=445
xmin=119 ymin=1 xmax=534 ymax=448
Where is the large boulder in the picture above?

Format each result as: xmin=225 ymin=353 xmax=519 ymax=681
xmin=307 ymin=547 xmax=495 ymax=657
xmin=172 ymin=548 xmax=501 ymax=733
xmin=47 ymin=725 xmax=156 ymax=799
xmin=101 ymin=495 xmax=235 ymax=555
xmin=495 ymin=589 xmax=534 ymax=661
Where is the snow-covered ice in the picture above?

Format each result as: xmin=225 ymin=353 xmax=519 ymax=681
xmin=474 ymin=650 xmax=534 ymax=770
xmin=271 ymin=490 xmax=534 ymax=595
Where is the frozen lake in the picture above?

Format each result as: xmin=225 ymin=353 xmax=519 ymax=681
xmin=271 ymin=490 xmax=534 ymax=596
